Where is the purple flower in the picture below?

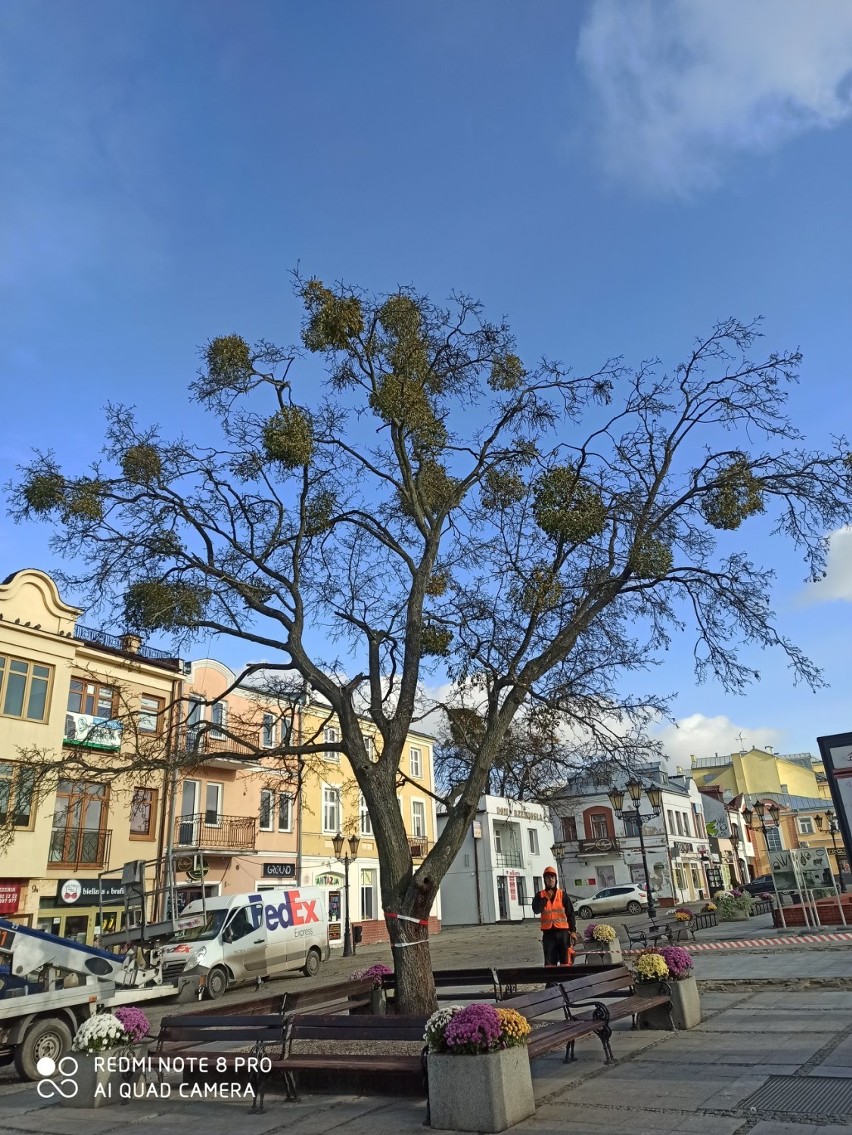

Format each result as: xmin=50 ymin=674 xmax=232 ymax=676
xmin=350 ymin=963 xmax=392 ymax=988
xmin=444 ymin=1003 xmax=504 ymax=1054
xmin=657 ymin=945 xmax=694 ymax=981
xmin=583 ymin=923 xmax=599 ymax=943
xmin=113 ymin=1006 xmax=150 ymax=1044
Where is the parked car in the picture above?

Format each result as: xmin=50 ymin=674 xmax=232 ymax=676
xmin=575 ymin=884 xmax=648 ymax=919
xmin=742 ymin=875 xmax=775 ymax=896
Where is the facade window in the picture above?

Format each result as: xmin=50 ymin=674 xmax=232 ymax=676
xmin=533 ymin=875 xmax=543 ymax=895
xmin=765 ymin=826 xmax=783 ymax=852
xmin=0 ymin=762 xmax=36 ymax=828
xmin=360 ymin=868 xmax=377 ymax=921
xmin=682 ymin=812 xmax=692 ymax=837
xmin=494 ymin=827 xmax=503 ymax=854
xmin=186 ymin=698 xmax=204 ymax=746
xmin=590 ymin=813 xmax=609 ymax=839
xmin=623 ymin=814 xmax=640 ymax=838
xmin=139 ymin=695 xmax=163 ymax=734
xmin=49 ymin=779 xmax=108 ymax=866
xmin=259 ymin=789 xmax=274 ymax=832
xmin=411 ymin=799 xmax=426 ymax=838
xmin=323 ymin=726 xmax=340 ymax=762
xmin=527 ymin=828 xmax=539 ymax=855
xmin=323 ymin=785 xmax=341 ymax=833
xmin=210 ymin=702 xmax=227 ymax=739
xmin=205 ymin=782 xmax=223 ymax=826
xmin=129 ymin=788 xmax=157 ymax=838
xmin=360 ymin=795 xmax=373 ymax=835
xmin=516 ymin=877 xmax=528 ymax=907
xmin=561 ymin=815 xmax=577 ymax=842
xmin=666 ymin=809 xmax=675 ymax=833
xmin=798 ymin=817 xmax=814 ymax=835
xmin=278 ymin=793 xmax=293 ymax=832
xmin=262 ymin=713 xmax=276 ymax=748
xmin=409 ymin=747 xmax=422 ymax=778
xmin=362 ymin=734 xmax=376 ymax=761
xmin=68 ymin=679 xmax=114 ymax=719
xmin=0 ymin=656 xmax=52 ymax=722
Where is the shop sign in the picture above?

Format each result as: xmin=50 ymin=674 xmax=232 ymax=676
xmin=0 ymin=883 xmax=21 ymax=914
xmin=262 ymin=861 xmax=296 ymax=880
xmin=55 ymin=878 xmax=127 ymax=906
xmin=315 ymin=872 xmax=343 ymax=887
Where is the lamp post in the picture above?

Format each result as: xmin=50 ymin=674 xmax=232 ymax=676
xmin=331 ymin=832 xmax=360 ymax=957
xmin=607 ymin=779 xmax=663 ymax=921
xmin=728 ymin=824 xmax=741 ymax=887
xmin=743 ymin=800 xmax=781 ymax=875
xmin=815 ymin=810 xmax=847 ymax=894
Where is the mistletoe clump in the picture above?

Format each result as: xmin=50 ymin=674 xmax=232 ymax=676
xmin=124 ymin=579 xmax=207 ymax=631
xmin=21 ymin=470 xmax=65 ymax=514
xmin=533 ymin=465 xmax=607 ymax=544
xmin=121 ymin=443 xmax=162 ymax=483
xmin=370 ymin=373 xmax=446 ymax=447
xmin=204 ymin=334 xmax=254 ymax=394
xmin=702 ymin=456 xmax=765 ymax=531
xmin=421 ymin=624 xmax=453 ymax=656
xmin=489 ymin=352 xmax=525 ymax=391
xmin=629 ymin=535 xmax=673 ymax=578
xmin=263 ymin=406 xmax=314 ymax=468
xmin=301 ymin=279 xmax=364 ymax=352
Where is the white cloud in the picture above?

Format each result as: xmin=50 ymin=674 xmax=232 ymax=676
xmin=801 ymin=526 xmax=852 ymax=602
xmin=577 ymin=0 xmax=852 ymax=195
xmin=654 ymin=712 xmax=784 ymax=770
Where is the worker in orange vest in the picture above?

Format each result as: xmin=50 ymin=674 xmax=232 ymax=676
xmin=531 ymin=866 xmax=577 ymax=966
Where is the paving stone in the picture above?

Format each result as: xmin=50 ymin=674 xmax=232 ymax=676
xmin=696 ymin=1008 xmax=852 ymax=1032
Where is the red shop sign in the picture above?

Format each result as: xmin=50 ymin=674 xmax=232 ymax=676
xmin=0 ymin=883 xmax=21 ymax=914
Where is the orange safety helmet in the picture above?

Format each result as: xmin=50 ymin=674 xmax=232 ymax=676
xmin=543 ymin=866 xmax=558 ymax=877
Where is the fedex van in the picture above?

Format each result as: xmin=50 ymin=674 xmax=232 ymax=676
xmin=161 ymin=888 xmax=329 ymax=1000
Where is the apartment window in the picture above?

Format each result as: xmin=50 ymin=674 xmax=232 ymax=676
xmin=533 ymin=875 xmax=543 ymax=895
xmin=682 ymin=812 xmax=692 ymax=837
xmin=323 ymin=726 xmax=340 ymax=762
xmin=0 ymin=655 xmax=52 ymax=722
xmin=692 ymin=804 xmax=706 ymax=838
xmin=49 ymin=780 xmax=108 ymax=866
xmin=590 ymin=813 xmax=609 ymax=839
xmin=798 ymin=817 xmax=815 ymax=835
xmin=323 ymin=785 xmax=341 ymax=833
xmin=527 ymin=828 xmax=539 ymax=855
xmin=411 ymin=799 xmax=426 ymax=839
xmin=409 ymin=747 xmax=422 ymax=778
xmin=666 ymin=809 xmax=675 ymax=833
xmin=0 ymin=762 xmax=36 ymax=828
xmin=68 ymin=679 xmax=114 ymax=719
xmin=262 ymin=713 xmax=276 ymax=748
xmin=360 ymin=794 xmax=373 ymax=835
xmin=765 ymin=826 xmax=783 ymax=852
xmin=561 ymin=815 xmax=577 ymax=842
xmin=129 ymin=788 xmax=157 ymax=838
xmin=360 ymin=868 xmax=377 ymax=921
xmin=623 ymin=814 xmax=640 ymax=838
xmin=362 ymin=734 xmax=376 ymax=761
xmin=139 ymin=695 xmax=163 ymax=734
xmin=259 ymin=789 xmax=274 ymax=832
xmin=278 ymin=793 xmax=293 ymax=832
xmin=210 ymin=701 xmax=227 ymax=740
xmin=494 ymin=827 xmax=503 ymax=854
xmin=186 ymin=698 xmax=204 ymax=745
xmin=205 ymin=783 xmax=223 ymax=826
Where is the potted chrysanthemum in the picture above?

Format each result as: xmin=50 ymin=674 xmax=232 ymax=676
xmin=425 ymin=1002 xmax=534 ymax=1132
xmin=632 ymin=945 xmax=701 ymax=1030
xmin=60 ymin=1007 xmax=150 ymax=1108
xmin=348 ymin=963 xmax=391 ymax=1013
xmin=582 ymin=922 xmax=622 ymax=965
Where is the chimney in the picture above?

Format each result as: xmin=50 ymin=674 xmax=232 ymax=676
xmin=121 ymin=632 xmax=142 ymax=654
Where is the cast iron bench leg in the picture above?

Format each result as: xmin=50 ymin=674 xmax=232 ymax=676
xmin=563 ymin=1039 xmax=576 ymax=1063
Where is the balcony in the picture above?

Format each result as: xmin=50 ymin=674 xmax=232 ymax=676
xmin=408 ymin=835 xmax=430 ymax=858
xmin=74 ymin=623 xmax=182 ymax=671
xmin=578 ymin=837 xmax=620 ymax=855
xmin=494 ymin=850 xmax=524 ymax=869
xmin=184 ymin=727 xmax=258 ymax=759
xmin=174 ymin=813 xmax=257 ymax=851
xmin=48 ymin=827 xmax=112 ymax=870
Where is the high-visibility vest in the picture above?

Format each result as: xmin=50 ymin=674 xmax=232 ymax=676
xmin=538 ymin=888 xmax=570 ymax=931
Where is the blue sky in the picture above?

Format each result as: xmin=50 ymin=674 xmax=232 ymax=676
xmin=2 ymin=0 xmax=852 ymax=764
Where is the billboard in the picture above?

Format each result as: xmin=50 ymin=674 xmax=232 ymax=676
xmin=816 ymin=731 xmax=852 ymax=874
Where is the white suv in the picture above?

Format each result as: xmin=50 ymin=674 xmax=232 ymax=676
xmin=576 ymin=884 xmax=648 ymax=919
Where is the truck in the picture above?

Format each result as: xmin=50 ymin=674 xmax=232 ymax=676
xmin=0 ymin=918 xmax=199 ymax=1080
xmin=159 ymin=887 xmax=330 ymax=1000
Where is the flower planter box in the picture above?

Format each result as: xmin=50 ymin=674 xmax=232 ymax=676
xmin=584 ymin=944 xmax=623 ymax=966
xmin=428 ymin=1046 xmax=535 ymax=1133
xmin=718 ymin=909 xmax=750 ymax=921
xmin=634 ymin=977 xmax=701 ymax=1030
xmin=60 ymin=1045 xmax=147 ymax=1108
xmin=349 ymin=988 xmax=387 ymax=1015
xmin=750 ymin=900 xmax=773 ymax=916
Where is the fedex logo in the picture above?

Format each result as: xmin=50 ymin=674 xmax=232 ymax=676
xmin=255 ymin=889 xmax=319 ymax=932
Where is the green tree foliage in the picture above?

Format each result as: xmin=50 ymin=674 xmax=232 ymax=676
xmin=11 ymin=286 xmax=852 ymax=1014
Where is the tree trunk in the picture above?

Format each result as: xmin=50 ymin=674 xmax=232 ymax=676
xmin=388 ymin=909 xmax=437 ymax=1016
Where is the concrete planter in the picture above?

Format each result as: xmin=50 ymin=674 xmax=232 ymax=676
xmin=634 ymin=977 xmax=701 ymax=1030
xmin=584 ymin=943 xmax=623 ymax=965
xmin=60 ymin=1045 xmax=147 ymax=1108
xmin=349 ymin=988 xmax=387 ymax=1015
xmin=428 ymin=1046 xmax=535 ymax=1132
xmin=718 ymin=909 xmax=750 ymax=921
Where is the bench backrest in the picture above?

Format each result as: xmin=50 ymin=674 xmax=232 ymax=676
xmin=559 ymin=966 xmax=634 ymax=1002
xmin=498 ymin=986 xmax=566 ymax=1019
xmin=158 ymin=1014 xmax=284 ymax=1044
xmin=283 ymin=977 xmax=374 ymax=1015
xmin=288 ymin=1013 xmax=428 ymax=1043
xmin=187 ymin=995 xmax=286 ymax=1018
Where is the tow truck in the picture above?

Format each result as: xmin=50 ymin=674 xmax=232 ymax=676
xmin=0 ymin=919 xmax=199 ymax=1080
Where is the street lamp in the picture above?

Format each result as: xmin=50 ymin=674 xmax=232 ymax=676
xmin=331 ymin=832 xmax=360 ymax=957
xmin=743 ymin=800 xmax=782 ymax=875
xmin=728 ymin=824 xmax=741 ymax=886
xmin=607 ymin=779 xmax=663 ymax=920
xmin=815 ymin=810 xmax=847 ymax=894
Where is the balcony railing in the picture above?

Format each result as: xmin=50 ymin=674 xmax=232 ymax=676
xmin=174 ymin=813 xmax=257 ymax=851
xmin=408 ymin=835 xmax=430 ymax=858
xmin=184 ymin=727 xmax=258 ymax=758
xmin=578 ymin=837 xmax=621 ymax=855
xmin=74 ymin=623 xmax=180 ymax=667
xmin=48 ymin=827 xmax=112 ymax=869
xmin=494 ymin=850 xmax=524 ymax=869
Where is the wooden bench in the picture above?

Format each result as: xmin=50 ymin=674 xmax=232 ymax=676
xmin=383 ymin=967 xmax=500 ymax=1006
xmin=560 ymin=965 xmax=674 ymax=1035
xmin=175 ymin=977 xmax=374 ymax=1022
xmin=496 ymin=963 xmax=616 ymax=998
xmin=621 ymin=919 xmax=673 ymax=948
xmin=262 ymin=1013 xmax=429 ymax=1109
xmin=498 ymin=983 xmax=611 ymax=1065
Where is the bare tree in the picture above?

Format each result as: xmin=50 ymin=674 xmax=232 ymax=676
xmin=10 ymin=277 xmax=852 ymax=1012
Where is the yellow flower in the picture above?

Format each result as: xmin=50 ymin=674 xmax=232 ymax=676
xmin=635 ymin=952 xmax=669 ymax=982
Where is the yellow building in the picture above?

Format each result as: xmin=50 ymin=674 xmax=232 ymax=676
xmin=691 ymin=748 xmax=829 ymax=801
xmin=0 ymin=569 xmax=183 ymax=943
xmin=187 ymin=659 xmax=440 ymax=948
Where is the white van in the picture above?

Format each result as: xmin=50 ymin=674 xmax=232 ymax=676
xmin=161 ymin=887 xmax=329 ymax=1000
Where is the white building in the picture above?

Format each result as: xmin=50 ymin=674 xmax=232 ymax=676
xmin=550 ymin=766 xmax=714 ymax=906
xmin=437 ymin=795 xmax=556 ymax=924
